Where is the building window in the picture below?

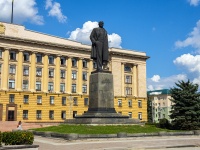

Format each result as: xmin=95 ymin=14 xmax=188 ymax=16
xmin=48 ymin=82 xmax=54 ymax=91
xmin=36 ymin=81 xmax=41 ymax=91
xmin=125 ymin=75 xmax=132 ymax=84
xmin=62 ymin=97 xmax=66 ymax=105
xmin=60 ymin=83 xmax=65 ymax=92
xmin=93 ymin=61 xmax=97 ymax=69
xmin=36 ymin=54 xmax=42 ymax=63
xmin=128 ymin=100 xmax=132 ymax=107
xmin=37 ymin=96 xmax=42 ymax=104
xmin=9 ymin=65 xmax=16 ymax=74
xmin=128 ymin=112 xmax=132 ymax=118
xmin=84 ymin=98 xmax=89 ymax=106
xmin=23 ymin=66 xmax=29 ymax=76
xmin=61 ymin=111 xmax=66 ymax=119
xmin=49 ymin=110 xmax=54 ymax=119
xmin=60 ymin=57 xmax=66 ymax=65
xmin=50 ymin=96 xmax=54 ymax=104
xmin=83 ymin=59 xmax=87 ymax=68
xmin=49 ymin=68 xmax=54 ymax=78
xmin=0 ymin=64 xmax=1 ymax=73
xmin=23 ymin=52 xmax=29 ymax=62
xmin=36 ymin=110 xmax=42 ymax=119
xmin=0 ymin=49 xmax=2 ymax=58
xmin=82 ymin=85 xmax=87 ymax=93
xmin=118 ymin=99 xmax=122 ymax=107
xmin=138 ymin=112 xmax=142 ymax=120
xmin=72 ymin=84 xmax=76 ymax=93
xmin=23 ymin=95 xmax=29 ymax=103
xmin=124 ymin=65 xmax=131 ymax=72
xmin=9 ymin=94 xmax=15 ymax=103
xmin=72 ymin=70 xmax=77 ymax=80
xmin=73 ymin=97 xmax=78 ymax=106
xmin=10 ymin=51 xmax=16 ymax=60
xmin=23 ymin=110 xmax=28 ymax=119
xmin=22 ymin=80 xmax=28 ymax=90
xmin=60 ymin=70 xmax=65 ymax=78
xmin=49 ymin=55 xmax=54 ymax=64
xmin=163 ymin=114 xmax=165 ymax=118
xmin=82 ymin=71 xmax=87 ymax=80
xmin=138 ymin=100 xmax=142 ymax=108
xmin=125 ymin=87 xmax=132 ymax=95
xmin=73 ymin=111 xmax=77 ymax=118
xmin=72 ymin=58 xmax=77 ymax=67
xmin=9 ymin=79 xmax=15 ymax=89
xmin=36 ymin=67 xmax=42 ymax=76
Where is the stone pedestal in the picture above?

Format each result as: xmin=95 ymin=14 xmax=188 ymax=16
xmin=65 ymin=71 xmax=141 ymax=124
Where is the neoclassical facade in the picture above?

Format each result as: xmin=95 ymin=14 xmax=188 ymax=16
xmin=0 ymin=22 xmax=149 ymax=122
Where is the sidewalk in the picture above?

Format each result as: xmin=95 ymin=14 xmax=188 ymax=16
xmin=33 ymin=135 xmax=200 ymax=150
xmin=0 ymin=121 xmax=59 ymax=132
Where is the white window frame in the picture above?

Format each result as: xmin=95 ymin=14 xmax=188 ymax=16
xmin=50 ymin=96 xmax=54 ymax=104
xmin=37 ymin=96 xmax=42 ymax=104
xmin=9 ymin=79 xmax=15 ymax=89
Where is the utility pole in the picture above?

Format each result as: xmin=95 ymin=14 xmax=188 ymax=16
xmin=11 ymin=0 xmax=14 ymax=24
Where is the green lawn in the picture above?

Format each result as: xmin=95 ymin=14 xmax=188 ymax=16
xmin=32 ymin=124 xmax=175 ymax=134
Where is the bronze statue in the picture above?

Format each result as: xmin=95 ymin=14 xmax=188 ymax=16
xmin=90 ymin=21 xmax=109 ymax=71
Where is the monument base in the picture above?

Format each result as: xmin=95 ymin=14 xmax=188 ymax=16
xmin=65 ymin=117 xmax=141 ymax=124
xmin=65 ymin=71 xmax=141 ymax=125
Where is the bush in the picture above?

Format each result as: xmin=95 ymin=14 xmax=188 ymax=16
xmin=157 ymin=118 xmax=170 ymax=129
xmin=2 ymin=131 xmax=34 ymax=145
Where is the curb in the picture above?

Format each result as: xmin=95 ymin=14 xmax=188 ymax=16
xmin=30 ymin=130 xmax=200 ymax=140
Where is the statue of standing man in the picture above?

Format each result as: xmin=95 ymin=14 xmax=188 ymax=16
xmin=90 ymin=21 xmax=109 ymax=71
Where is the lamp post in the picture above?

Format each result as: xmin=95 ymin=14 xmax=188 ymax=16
xmin=11 ymin=0 xmax=14 ymax=24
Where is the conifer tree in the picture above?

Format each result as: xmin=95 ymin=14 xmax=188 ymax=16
xmin=170 ymin=80 xmax=200 ymax=130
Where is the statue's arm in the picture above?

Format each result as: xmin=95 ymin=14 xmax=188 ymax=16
xmin=90 ymin=29 xmax=96 ymax=44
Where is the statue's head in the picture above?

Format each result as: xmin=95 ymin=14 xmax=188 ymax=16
xmin=98 ymin=21 xmax=104 ymax=28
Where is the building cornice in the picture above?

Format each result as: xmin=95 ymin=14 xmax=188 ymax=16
xmin=0 ymin=35 xmax=149 ymax=60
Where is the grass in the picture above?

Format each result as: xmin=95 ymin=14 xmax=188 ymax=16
xmin=32 ymin=124 xmax=176 ymax=134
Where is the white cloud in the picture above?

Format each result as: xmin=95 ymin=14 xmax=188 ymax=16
xmin=0 ymin=0 xmax=43 ymax=25
xmin=151 ymin=75 xmax=160 ymax=82
xmin=174 ymin=53 xmax=200 ymax=73
xmin=174 ymin=53 xmax=200 ymax=85
xmin=108 ymin=33 xmax=122 ymax=48
xmin=147 ymin=74 xmax=187 ymax=91
xmin=175 ymin=20 xmax=200 ymax=53
xmin=45 ymin=0 xmax=67 ymax=23
xmin=68 ymin=21 xmax=122 ymax=48
xmin=188 ymin=0 xmax=200 ymax=6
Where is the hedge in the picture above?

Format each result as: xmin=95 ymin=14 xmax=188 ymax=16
xmin=2 ymin=131 xmax=34 ymax=145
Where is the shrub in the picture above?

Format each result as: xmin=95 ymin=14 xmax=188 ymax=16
xmin=157 ymin=118 xmax=170 ymax=129
xmin=2 ymin=131 xmax=34 ymax=145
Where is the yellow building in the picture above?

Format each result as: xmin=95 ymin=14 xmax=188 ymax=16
xmin=0 ymin=22 xmax=149 ymax=123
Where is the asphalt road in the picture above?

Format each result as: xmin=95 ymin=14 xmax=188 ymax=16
xmin=33 ymin=135 xmax=200 ymax=150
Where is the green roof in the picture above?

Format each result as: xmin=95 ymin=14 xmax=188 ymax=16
xmin=147 ymin=89 xmax=170 ymax=95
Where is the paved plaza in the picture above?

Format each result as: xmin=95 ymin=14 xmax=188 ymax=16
xmin=33 ymin=135 xmax=200 ymax=150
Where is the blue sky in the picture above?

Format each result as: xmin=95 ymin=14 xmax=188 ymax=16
xmin=1 ymin=0 xmax=200 ymax=91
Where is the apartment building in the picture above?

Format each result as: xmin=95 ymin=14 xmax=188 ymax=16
xmin=147 ymin=89 xmax=172 ymax=123
xmin=0 ymin=22 xmax=149 ymax=122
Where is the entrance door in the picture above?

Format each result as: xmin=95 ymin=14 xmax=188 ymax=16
xmin=8 ymin=110 xmax=14 ymax=121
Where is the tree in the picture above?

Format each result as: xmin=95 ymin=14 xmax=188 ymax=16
xmin=170 ymin=80 xmax=200 ymax=130
xmin=147 ymin=97 xmax=153 ymax=123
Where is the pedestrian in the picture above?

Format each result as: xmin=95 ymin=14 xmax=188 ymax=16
xmin=17 ymin=120 xmax=23 ymax=130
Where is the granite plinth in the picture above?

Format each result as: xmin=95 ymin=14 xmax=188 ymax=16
xmin=65 ymin=117 xmax=141 ymax=124
xmin=65 ymin=71 xmax=141 ymax=124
